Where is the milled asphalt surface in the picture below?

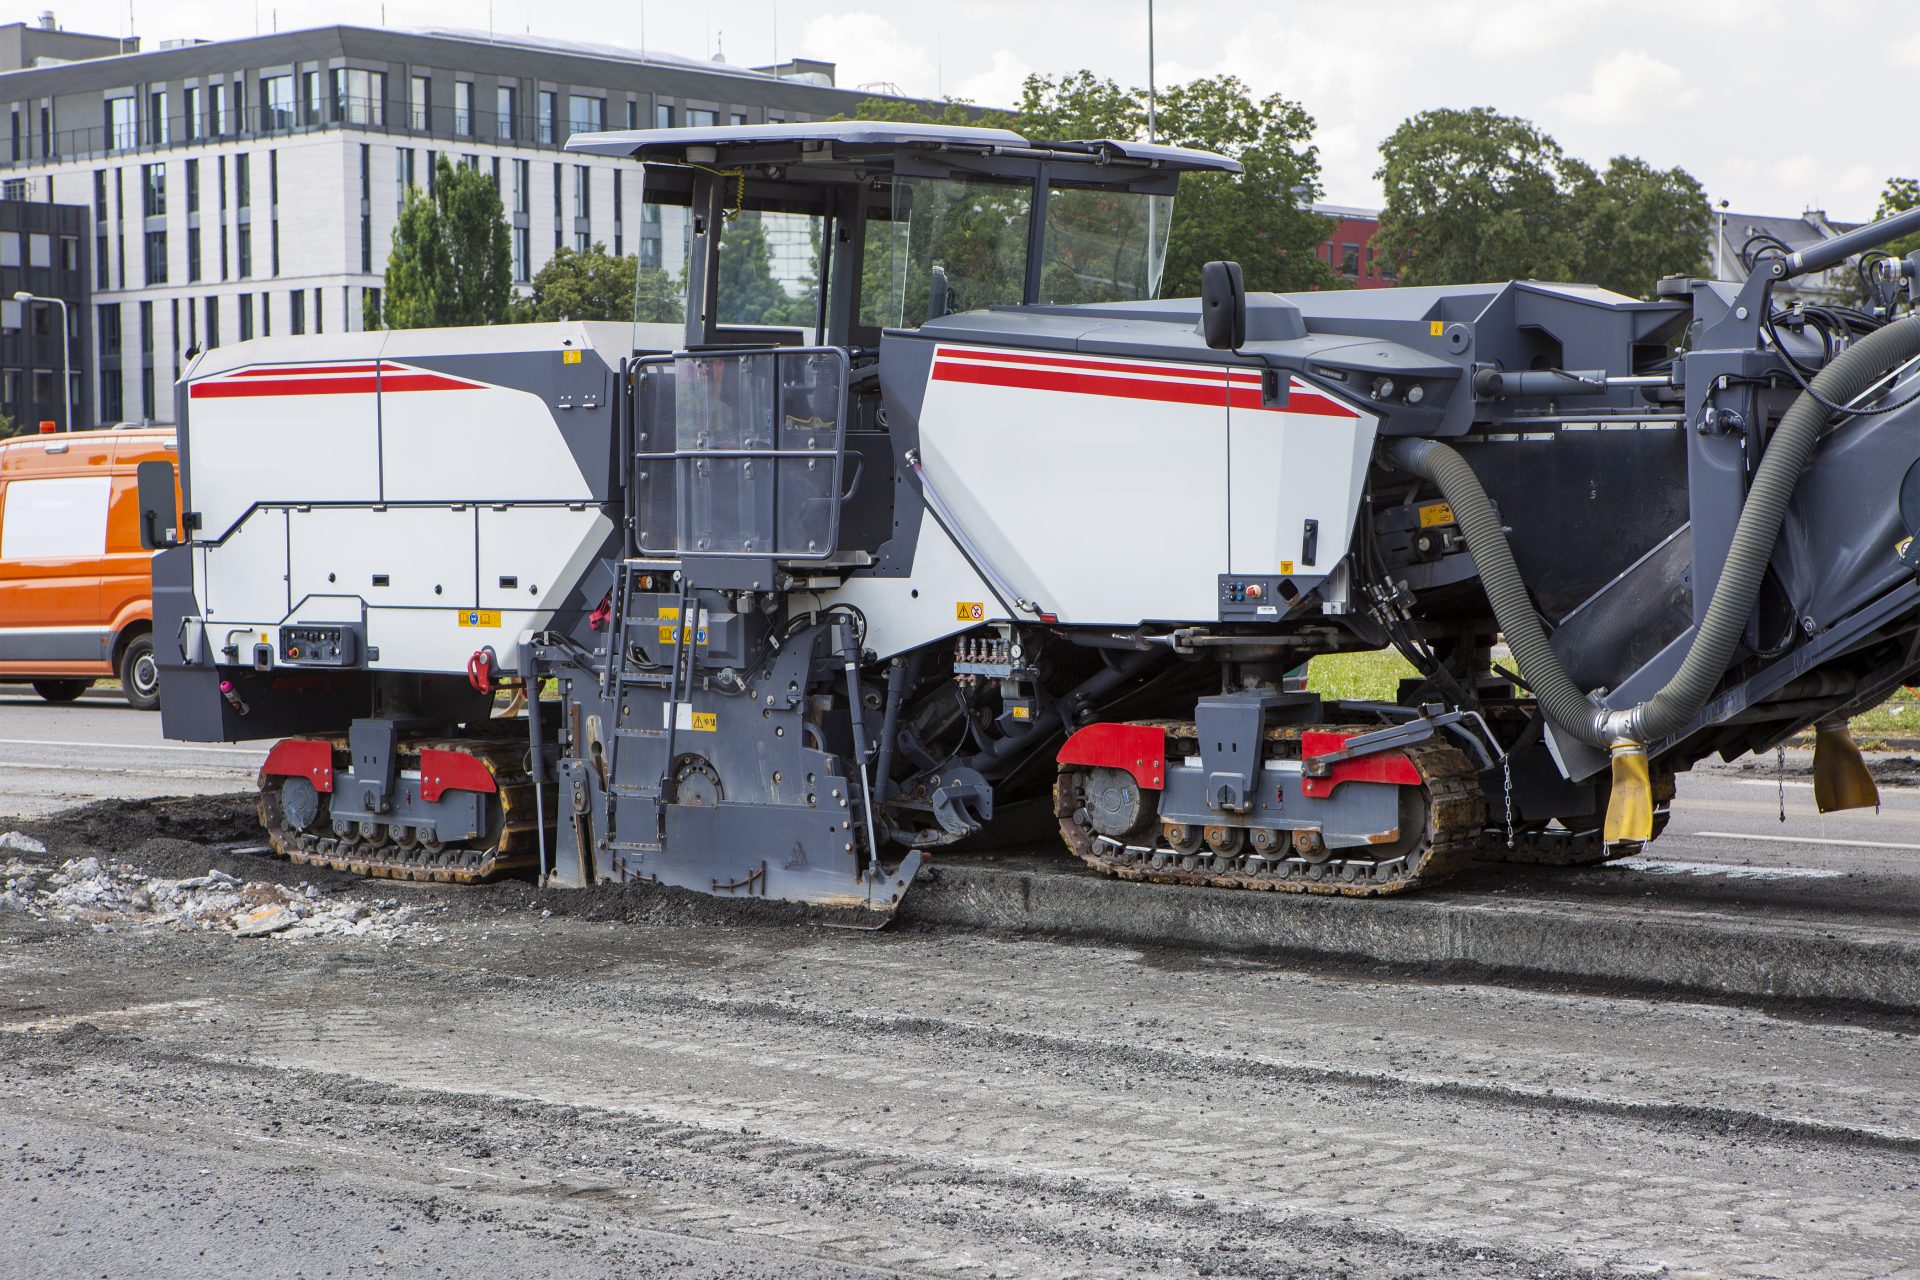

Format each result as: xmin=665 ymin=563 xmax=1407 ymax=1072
xmin=6 ymin=683 xmax=1920 ymax=1276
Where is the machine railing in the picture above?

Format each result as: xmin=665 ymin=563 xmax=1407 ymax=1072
xmin=630 ymin=347 xmax=852 ymax=562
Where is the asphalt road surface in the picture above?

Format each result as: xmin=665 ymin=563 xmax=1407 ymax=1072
xmin=5 ymin=683 xmax=1920 ymax=1278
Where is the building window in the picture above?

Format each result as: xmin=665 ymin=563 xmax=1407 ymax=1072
xmin=260 ymin=291 xmax=271 ymax=336
xmin=142 ymin=163 xmax=165 ymax=217
xmin=626 ymin=100 xmax=638 ymax=130
xmin=573 ymin=165 xmax=590 ymax=220
xmin=138 ymin=300 xmax=154 ymax=420
xmin=188 ymin=227 xmax=201 ymax=282
xmin=262 ymin=74 xmax=294 ymax=130
xmin=148 ymin=90 xmax=169 ymax=145
xmin=1340 ymin=243 xmax=1359 ymax=277
xmin=182 ymin=87 xmax=200 ymax=141
xmin=238 ymin=293 xmax=253 ymax=340
xmin=205 ymin=296 xmax=219 ymax=349
xmin=612 ymin=173 xmax=622 ymax=256
xmin=217 ymin=159 xmax=228 ymax=281
xmin=332 ymin=68 xmax=387 ymax=126
xmin=313 ymin=288 xmax=323 ymax=334
xmin=360 ymin=144 xmax=373 ymax=273
xmin=58 ymin=235 xmax=78 ymax=272
xmin=454 ymin=81 xmax=473 ymax=135
xmin=235 ymin=154 xmax=250 ymax=209
xmin=730 ymin=112 xmax=747 ymax=127
xmin=537 ymin=90 xmax=557 ymax=144
xmin=513 ymin=225 xmax=529 ymax=283
xmin=302 ymin=70 xmax=324 ymax=125
xmin=211 ymin=83 xmax=231 ymax=136
xmin=145 ymin=230 xmax=168 ymax=284
xmin=568 ymin=94 xmax=605 ymax=138
xmin=185 ymin=158 xmax=200 ymax=212
xmin=686 ymin=108 xmax=717 ymax=128
xmin=513 ymin=158 xmax=529 ymax=214
xmin=553 ymin=162 xmax=563 ymax=251
xmin=237 ymin=224 xmax=252 ymax=278
xmin=397 ymin=147 xmax=416 ymax=201
xmin=97 ymin=304 xmax=121 ymax=357
xmin=108 ymin=96 xmax=136 ymax=150
xmin=655 ymin=104 xmax=674 ymax=129
xmin=496 ymin=85 xmax=516 ymax=141
xmin=100 ymin=369 xmax=122 ymax=423
xmin=290 ymin=289 xmax=305 ymax=335
xmin=409 ymin=74 xmax=430 ymax=131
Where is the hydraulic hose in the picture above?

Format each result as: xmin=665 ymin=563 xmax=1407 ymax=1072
xmin=1383 ymin=311 xmax=1920 ymax=751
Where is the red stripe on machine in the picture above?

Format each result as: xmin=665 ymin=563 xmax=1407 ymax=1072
xmin=931 ymin=346 xmax=1360 ymax=419
xmin=260 ymin=738 xmax=334 ymax=793
xmin=190 ymin=370 xmax=484 ymax=398
xmin=1299 ymin=731 xmax=1421 ymax=798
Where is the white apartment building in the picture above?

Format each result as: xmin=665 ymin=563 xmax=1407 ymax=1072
xmin=0 ymin=19 xmax=927 ymax=425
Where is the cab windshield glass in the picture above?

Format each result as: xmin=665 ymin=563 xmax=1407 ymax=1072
xmin=870 ymin=172 xmax=1033 ymax=330
xmin=1038 ymin=184 xmax=1173 ymax=305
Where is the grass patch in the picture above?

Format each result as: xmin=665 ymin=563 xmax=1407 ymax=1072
xmin=1306 ymin=649 xmax=1421 ymax=703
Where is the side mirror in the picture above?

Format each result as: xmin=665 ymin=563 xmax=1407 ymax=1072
xmin=136 ymin=459 xmax=178 ymax=551
xmin=1200 ymin=260 xmax=1247 ymax=351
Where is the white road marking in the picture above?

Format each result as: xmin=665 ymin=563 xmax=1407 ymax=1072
xmin=1632 ymin=856 xmax=1846 ymax=880
xmin=0 ymin=760 xmax=249 ymax=779
xmin=1688 ymin=828 xmax=1920 ymax=851
xmin=0 ymin=737 xmax=263 ymax=756
xmin=1728 ymin=778 xmax=1816 ymax=789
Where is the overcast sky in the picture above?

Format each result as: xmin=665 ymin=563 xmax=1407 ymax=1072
xmin=53 ymin=0 xmax=1916 ymax=221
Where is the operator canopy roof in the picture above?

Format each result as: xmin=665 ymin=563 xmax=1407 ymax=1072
xmin=564 ymin=120 xmax=1243 ymax=177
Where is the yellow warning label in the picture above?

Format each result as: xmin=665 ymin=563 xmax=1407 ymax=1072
xmin=657 ymin=605 xmax=680 ymax=618
xmin=1279 ymin=561 xmax=1295 ymax=575
xmin=458 ymin=610 xmax=502 ymax=627
xmin=562 ymin=348 xmax=583 ymax=364
xmin=955 ymin=601 xmax=986 ymax=622
xmin=690 ymin=711 xmax=717 ymax=732
xmin=1429 ymin=320 xmax=1445 ymax=336
xmin=1419 ymin=502 xmax=1457 ymax=528
xmin=1010 ymin=705 xmax=1032 ymax=721
xmin=657 ymin=626 xmax=709 ymax=646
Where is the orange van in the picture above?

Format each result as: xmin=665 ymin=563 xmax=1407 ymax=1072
xmin=0 ymin=426 xmax=181 ymax=709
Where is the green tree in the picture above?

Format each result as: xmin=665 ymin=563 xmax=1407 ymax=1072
xmin=1874 ymin=177 xmax=1920 ymax=263
xmin=1374 ymin=107 xmax=1590 ymax=287
xmin=1568 ymin=157 xmax=1709 ymax=297
xmin=1375 ymin=108 xmax=1710 ymax=297
xmin=368 ymin=156 xmax=513 ymax=329
xmin=848 ymin=73 xmax=1335 ymax=301
xmin=0 ymin=411 xmax=18 ymax=441
xmin=516 ymin=243 xmax=683 ymax=324
xmin=1147 ymin=75 xmax=1334 ymax=296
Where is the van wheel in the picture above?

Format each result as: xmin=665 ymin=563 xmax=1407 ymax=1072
xmin=31 ymin=680 xmax=90 ymax=704
xmin=120 ymin=634 xmax=160 ymax=711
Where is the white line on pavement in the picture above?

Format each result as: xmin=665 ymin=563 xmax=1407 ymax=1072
xmin=0 ymin=737 xmax=263 ymax=756
xmin=0 ymin=760 xmax=250 ymax=779
xmin=1688 ymin=829 xmax=1920 ymax=852
xmin=1631 ymin=856 xmax=1846 ymax=880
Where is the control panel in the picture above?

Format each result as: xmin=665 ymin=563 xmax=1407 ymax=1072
xmin=279 ymin=624 xmax=361 ymax=667
xmin=1218 ymin=575 xmax=1296 ymax=621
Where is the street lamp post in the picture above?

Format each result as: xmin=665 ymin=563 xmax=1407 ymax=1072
xmin=13 ymin=290 xmax=71 ymax=432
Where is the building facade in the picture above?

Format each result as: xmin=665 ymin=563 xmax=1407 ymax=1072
xmin=1312 ymin=204 xmax=1392 ymax=289
xmin=0 ymin=195 xmax=89 ymax=431
xmin=0 ymin=22 xmax=924 ymax=425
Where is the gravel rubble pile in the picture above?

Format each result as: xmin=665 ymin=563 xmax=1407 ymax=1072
xmin=0 ymin=832 xmax=436 ymax=942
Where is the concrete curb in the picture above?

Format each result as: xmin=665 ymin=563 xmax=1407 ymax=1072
xmin=902 ymin=862 xmax=1920 ymax=1013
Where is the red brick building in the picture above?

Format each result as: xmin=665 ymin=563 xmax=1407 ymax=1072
xmin=1313 ymin=203 xmax=1393 ymax=288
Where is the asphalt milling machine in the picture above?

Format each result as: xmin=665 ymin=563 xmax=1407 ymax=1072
xmin=146 ymin=120 xmax=1920 ymax=914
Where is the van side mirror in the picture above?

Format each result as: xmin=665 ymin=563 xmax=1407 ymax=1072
xmin=136 ymin=459 xmax=178 ymax=550
xmin=1200 ymin=260 xmax=1247 ymax=351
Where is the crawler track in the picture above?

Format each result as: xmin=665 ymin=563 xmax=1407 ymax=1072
xmin=258 ymin=731 xmax=541 ymax=884
xmin=1056 ymin=722 xmax=1486 ymax=896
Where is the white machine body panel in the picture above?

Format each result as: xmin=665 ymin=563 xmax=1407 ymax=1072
xmin=179 ymin=323 xmax=622 ymax=674
xmin=911 ymin=344 xmax=1374 ymax=624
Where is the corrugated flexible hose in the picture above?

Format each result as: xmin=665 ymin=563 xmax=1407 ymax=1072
xmin=1384 ymin=314 xmax=1920 ymax=838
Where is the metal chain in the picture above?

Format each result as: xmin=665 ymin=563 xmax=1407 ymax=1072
xmin=1777 ymin=743 xmax=1787 ymax=823
xmin=1502 ymin=753 xmax=1515 ymax=849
